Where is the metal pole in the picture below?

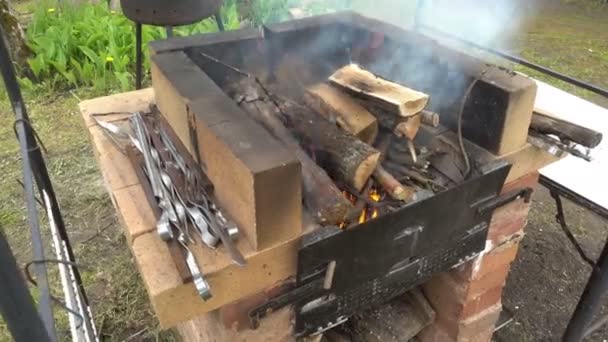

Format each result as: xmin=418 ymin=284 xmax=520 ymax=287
xmin=215 ymin=12 xmax=225 ymax=31
xmin=0 ymin=229 xmax=51 ymax=342
xmin=0 ymin=23 xmax=57 ymax=341
xmin=135 ymin=22 xmax=143 ymax=90
xmin=563 ymin=238 xmax=608 ymax=341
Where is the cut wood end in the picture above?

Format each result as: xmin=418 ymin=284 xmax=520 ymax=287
xmin=393 ymin=186 xmax=415 ymax=202
xmin=399 ymin=95 xmax=430 ymax=117
xmin=395 ymin=115 xmax=422 ymax=140
xmin=421 ymin=110 xmax=440 ymax=127
xmin=353 ymin=152 xmax=381 ymax=191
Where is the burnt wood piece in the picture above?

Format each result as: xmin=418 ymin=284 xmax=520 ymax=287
xmin=277 ymin=98 xmax=381 ymax=192
xmin=421 ymin=110 xmax=440 ymax=127
xmin=227 ymin=80 xmax=352 ymax=225
xmin=531 ymin=111 xmax=603 ymax=148
xmin=366 ymin=106 xmax=422 ymax=140
xmin=373 ymin=165 xmax=415 ymax=201
xmin=304 ymin=83 xmax=378 ymax=144
xmin=329 ymin=64 xmax=429 ymax=117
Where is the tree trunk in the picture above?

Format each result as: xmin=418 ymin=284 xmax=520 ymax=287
xmin=0 ymin=0 xmax=30 ymax=66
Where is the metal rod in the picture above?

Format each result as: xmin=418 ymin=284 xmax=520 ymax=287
xmin=0 ymin=24 xmax=57 ymax=341
xmin=135 ymin=22 xmax=143 ymax=90
xmin=563 ymin=237 xmax=608 ymax=341
xmin=418 ymin=24 xmax=608 ymax=98
xmin=412 ymin=0 xmax=608 ymax=99
xmin=540 ymin=175 xmax=608 ymax=221
xmin=215 ymin=12 xmax=225 ymax=31
xmin=0 ymin=229 xmax=51 ymax=342
xmin=583 ymin=313 xmax=608 ymax=338
xmin=166 ymin=26 xmax=174 ymax=38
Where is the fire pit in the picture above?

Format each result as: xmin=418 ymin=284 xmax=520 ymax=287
xmin=147 ymin=11 xmax=538 ymax=337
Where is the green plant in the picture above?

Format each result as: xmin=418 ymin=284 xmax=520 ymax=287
xmin=25 ymin=1 xmax=240 ymax=93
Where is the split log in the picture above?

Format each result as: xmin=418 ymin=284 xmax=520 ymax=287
xmin=329 ymin=64 xmax=429 ymax=117
xmin=227 ymin=81 xmax=352 ymax=225
xmin=303 ymin=83 xmax=378 ymax=144
xmin=421 ymin=110 xmax=440 ymax=127
xmin=373 ymin=165 xmax=415 ymax=201
xmin=531 ymin=111 xmax=603 ymax=148
xmin=277 ymin=98 xmax=381 ymax=192
xmin=367 ymin=106 xmax=422 ymax=140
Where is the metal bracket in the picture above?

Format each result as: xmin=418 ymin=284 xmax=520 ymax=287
xmin=248 ymin=276 xmax=325 ymax=329
xmin=476 ymin=187 xmax=533 ymax=215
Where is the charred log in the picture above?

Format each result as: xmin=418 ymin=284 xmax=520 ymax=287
xmin=227 ymin=80 xmax=352 ymax=225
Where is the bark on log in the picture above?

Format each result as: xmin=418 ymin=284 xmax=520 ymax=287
xmin=304 ymin=83 xmax=378 ymax=144
xmin=329 ymin=64 xmax=429 ymax=117
xmin=227 ymin=80 xmax=351 ymax=225
xmin=0 ymin=0 xmax=30 ymax=65
xmin=277 ymin=98 xmax=381 ymax=192
xmin=531 ymin=111 xmax=603 ymax=148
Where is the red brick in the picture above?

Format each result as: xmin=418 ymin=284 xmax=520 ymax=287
xmin=486 ymin=198 xmax=529 ymax=245
xmin=452 ymin=236 xmax=521 ymax=283
xmin=457 ymin=304 xmax=501 ymax=340
xmin=438 ymin=303 xmax=502 ymax=341
xmin=423 ymin=271 xmax=506 ymax=321
xmin=418 ymin=323 xmax=454 ymax=342
xmin=461 ymin=285 xmax=504 ymax=318
xmin=500 ymin=172 xmax=539 ymax=194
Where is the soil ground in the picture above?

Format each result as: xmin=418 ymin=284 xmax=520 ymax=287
xmin=0 ymin=0 xmax=606 ymax=341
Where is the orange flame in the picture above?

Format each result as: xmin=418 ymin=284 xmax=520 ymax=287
xmin=340 ymin=187 xmax=382 ymax=228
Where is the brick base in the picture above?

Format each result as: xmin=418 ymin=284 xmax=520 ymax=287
xmin=418 ymin=172 xmax=538 ymax=342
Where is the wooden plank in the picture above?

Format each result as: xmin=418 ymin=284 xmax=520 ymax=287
xmin=130 ymin=230 xmax=300 ymax=328
xmin=192 ymin=102 xmax=303 ymax=250
xmin=500 ymin=142 xmax=560 ymax=183
xmin=151 ymin=51 xmax=223 ymax=155
xmin=79 ymin=90 xmax=304 ymax=329
xmin=87 ymin=125 xmax=140 ymax=192
xmin=153 ymin=52 xmax=303 ymax=251
xmin=79 ymin=88 xmax=154 ymax=128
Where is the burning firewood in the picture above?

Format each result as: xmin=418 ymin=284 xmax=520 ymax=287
xmin=373 ymin=165 xmax=415 ymax=202
xmin=328 ymin=64 xmax=430 ymax=117
xmin=227 ymin=80 xmax=353 ymax=226
xmin=303 ymin=83 xmax=378 ymax=144
xmin=277 ymin=99 xmax=381 ymax=192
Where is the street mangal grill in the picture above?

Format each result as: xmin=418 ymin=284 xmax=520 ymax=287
xmin=139 ymin=11 xmax=538 ymax=337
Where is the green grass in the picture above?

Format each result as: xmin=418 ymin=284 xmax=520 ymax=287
xmin=508 ymin=1 xmax=608 ymax=107
xmin=0 ymin=91 xmax=176 ymax=340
